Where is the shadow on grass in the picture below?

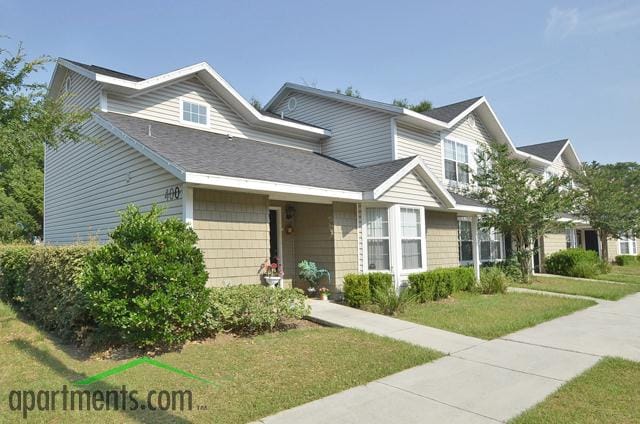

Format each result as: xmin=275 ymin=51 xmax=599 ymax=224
xmin=10 ymin=339 xmax=193 ymax=423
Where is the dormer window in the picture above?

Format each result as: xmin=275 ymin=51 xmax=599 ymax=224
xmin=444 ymin=139 xmax=469 ymax=184
xmin=180 ymin=99 xmax=208 ymax=126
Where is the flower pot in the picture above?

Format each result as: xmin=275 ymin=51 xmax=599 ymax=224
xmin=264 ymin=276 xmax=281 ymax=288
xmin=320 ymin=293 xmax=329 ymax=301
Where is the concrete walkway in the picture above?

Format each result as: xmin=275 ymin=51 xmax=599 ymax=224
xmin=258 ymin=293 xmax=640 ymax=423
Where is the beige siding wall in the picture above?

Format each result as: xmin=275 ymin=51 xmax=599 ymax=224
xmin=426 ymin=211 xmax=460 ymax=269
xmin=607 ymin=238 xmax=619 ymax=262
xmin=44 ymin=125 xmax=182 ymax=244
xmin=193 ymin=189 xmax=269 ymax=287
xmin=396 ymin=123 xmax=443 ymax=181
xmin=447 ymin=112 xmax=493 ymax=144
xmin=333 ymin=203 xmax=359 ymax=290
xmin=541 ymin=232 xmax=567 ymax=268
xmin=378 ymin=171 xmax=444 ymax=208
xmin=271 ymin=93 xmax=393 ymax=166
xmin=108 ymin=78 xmax=320 ymax=151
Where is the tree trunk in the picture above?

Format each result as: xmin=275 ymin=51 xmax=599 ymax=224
xmin=599 ymin=229 xmax=609 ymax=262
xmin=514 ymin=234 xmax=532 ymax=284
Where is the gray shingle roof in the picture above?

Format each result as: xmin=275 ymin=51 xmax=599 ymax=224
xmin=518 ymin=139 xmax=568 ymax=162
xmin=449 ymin=192 xmax=489 ymax=208
xmin=421 ymin=97 xmax=483 ymax=123
xmin=95 ymin=112 xmax=414 ymax=192
xmin=61 ymin=58 xmax=145 ymax=82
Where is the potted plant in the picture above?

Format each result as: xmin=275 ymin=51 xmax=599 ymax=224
xmin=260 ymin=258 xmax=283 ymax=288
xmin=297 ymin=260 xmax=330 ymax=296
xmin=318 ymin=287 xmax=331 ymax=301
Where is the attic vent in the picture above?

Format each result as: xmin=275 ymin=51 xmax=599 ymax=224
xmin=287 ymin=97 xmax=297 ymax=113
xmin=467 ymin=114 xmax=476 ymax=128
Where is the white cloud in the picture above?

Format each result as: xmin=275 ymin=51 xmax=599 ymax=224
xmin=545 ymin=7 xmax=579 ymax=39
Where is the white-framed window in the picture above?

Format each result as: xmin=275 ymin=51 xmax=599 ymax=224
xmin=180 ymin=99 xmax=208 ymax=126
xmin=480 ymin=227 xmax=503 ymax=262
xmin=444 ymin=139 xmax=469 ymax=184
xmin=458 ymin=218 xmax=473 ymax=263
xmin=400 ymin=207 xmax=424 ymax=270
xmin=566 ymin=229 xmax=578 ymax=249
xmin=365 ymin=207 xmax=390 ymax=271
xmin=619 ymin=233 xmax=637 ymax=255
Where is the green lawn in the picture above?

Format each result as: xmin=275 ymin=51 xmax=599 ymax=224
xmin=0 ymin=302 xmax=441 ymax=423
xmin=515 ymin=275 xmax=640 ymax=300
xmin=595 ymin=264 xmax=640 ymax=284
xmin=396 ymin=291 xmax=595 ymax=340
xmin=512 ymin=357 xmax=640 ymax=423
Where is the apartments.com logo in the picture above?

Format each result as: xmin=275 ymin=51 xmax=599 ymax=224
xmin=7 ymin=357 xmax=212 ymax=419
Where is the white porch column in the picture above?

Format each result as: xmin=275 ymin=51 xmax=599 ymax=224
xmin=471 ymin=215 xmax=481 ymax=281
xmin=183 ymin=185 xmax=194 ymax=228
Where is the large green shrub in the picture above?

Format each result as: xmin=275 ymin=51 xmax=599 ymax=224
xmin=343 ymin=273 xmax=370 ymax=307
xmin=209 ymin=285 xmax=308 ymax=334
xmin=544 ymin=248 xmax=604 ymax=279
xmin=481 ymin=258 xmax=523 ymax=283
xmin=24 ymin=245 xmax=97 ymax=342
xmin=81 ymin=205 xmax=209 ymax=348
xmin=615 ymin=255 xmax=638 ymax=266
xmin=0 ymin=244 xmax=32 ymax=304
xmin=368 ymin=272 xmax=393 ymax=294
xmin=408 ymin=267 xmax=475 ymax=303
xmin=477 ymin=267 xmax=509 ymax=294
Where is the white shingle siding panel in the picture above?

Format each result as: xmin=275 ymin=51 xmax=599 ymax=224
xmin=378 ymin=171 xmax=443 ymax=208
xmin=107 ymin=78 xmax=319 ymax=151
xmin=63 ymin=72 xmax=102 ymax=112
xmin=446 ymin=112 xmax=493 ymax=145
xmin=271 ymin=93 xmax=393 ymax=166
xmin=44 ymin=123 xmax=182 ymax=244
xmin=395 ymin=123 xmax=443 ymax=182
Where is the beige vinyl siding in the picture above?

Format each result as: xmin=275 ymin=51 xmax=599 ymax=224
xmin=378 ymin=171 xmax=444 ymax=208
xmin=107 ymin=77 xmax=320 ymax=151
xmin=62 ymin=71 xmax=101 ymax=113
xmin=194 ymin=189 xmax=269 ymax=287
xmin=395 ymin=123 xmax=443 ymax=181
xmin=271 ymin=93 xmax=393 ymax=166
xmin=447 ymin=112 xmax=493 ymax=144
xmin=609 ymin=238 xmax=620 ymax=262
xmin=44 ymin=124 xmax=183 ymax=244
xmin=332 ymin=202 xmax=359 ymax=290
xmin=425 ymin=211 xmax=460 ymax=269
xmin=540 ymin=232 xmax=567 ymax=271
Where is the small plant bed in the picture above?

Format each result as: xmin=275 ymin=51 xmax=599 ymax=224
xmin=511 ymin=357 xmax=640 ymax=423
xmin=396 ymin=291 xmax=595 ymax=340
xmin=515 ymin=276 xmax=640 ymax=300
xmin=0 ymin=301 xmax=441 ymax=423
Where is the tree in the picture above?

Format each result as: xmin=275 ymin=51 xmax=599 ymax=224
xmin=335 ymin=86 xmax=361 ymax=98
xmin=0 ymin=40 xmax=89 ymax=242
xmin=249 ymin=96 xmax=262 ymax=110
xmin=392 ymin=98 xmax=432 ymax=113
xmin=469 ymin=142 xmax=576 ymax=282
xmin=572 ymin=162 xmax=640 ymax=261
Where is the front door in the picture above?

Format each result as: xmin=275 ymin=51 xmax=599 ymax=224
xmin=584 ymin=230 xmax=599 ymax=254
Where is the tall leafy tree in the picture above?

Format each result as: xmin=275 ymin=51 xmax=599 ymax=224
xmin=572 ymin=162 xmax=640 ymax=260
xmin=392 ymin=98 xmax=432 ymax=113
xmin=0 ymin=40 xmax=89 ymax=242
xmin=469 ymin=142 xmax=576 ymax=282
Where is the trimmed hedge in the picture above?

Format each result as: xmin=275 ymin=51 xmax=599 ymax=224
xmin=481 ymin=258 xmax=523 ymax=283
xmin=408 ymin=266 xmax=476 ymax=303
xmin=343 ymin=272 xmax=395 ymax=308
xmin=209 ymin=285 xmax=309 ymax=334
xmin=545 ymin=248 xmax=604 ymax=279
xmin=343 ymin=274 xmax=371 ymax=307
xmin=615 ymin=255 xmax=638 ymax=266
xmin=0 ymin=244 xmax=97 ymax=343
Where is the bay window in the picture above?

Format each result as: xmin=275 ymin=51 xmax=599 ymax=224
xmin=444 ymin=139 xmax=469 ymax=184
xmin=400 ymin=207 xmax=423 ymax=270
xmin=365 ymin=208 xmax=390 ymax=270
xmin=619 ymin=233 xmax=637 ymax=255
xmin=480 ymin=228 xmax=503 ymax=261
xmin=458 ymin=218 xmax=503 ymax=263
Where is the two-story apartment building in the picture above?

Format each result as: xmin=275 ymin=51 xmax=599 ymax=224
xmin=44 ymin=59 xmax=625 ymax=289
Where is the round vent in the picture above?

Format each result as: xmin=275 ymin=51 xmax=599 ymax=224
xmin=287 ymin=97 xmax=297 ymax=112
xmin=467 ymin=114 xmax=476 ymax=128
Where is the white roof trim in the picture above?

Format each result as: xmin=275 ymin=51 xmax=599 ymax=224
xmin=185 ymin=172 xmax=364 ymax=201
xmin=57 ymin=59 xmax=330 ymax=138
xmin=369 ymin=157 xmax=456 ymax=208
xmin=556 ymin=140 xmax=582 ymax=170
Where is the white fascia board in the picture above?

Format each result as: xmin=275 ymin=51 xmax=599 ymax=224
xmin=446 ymin=97 xmax=487 ymax=128
xmin=58 ymin=59 xmax=328 ymax=138
xmin=185 ymin=172 xmax=363 ymax=201
xmin=556 ymin=140 xmax=583 ymax=170
xmin=92 ymin=113 xmax=186 ymax=181
xmin=370 ymin=157 xmax=456 ymax=208
xmin=453 ymin=205 xmax=496 ymax=214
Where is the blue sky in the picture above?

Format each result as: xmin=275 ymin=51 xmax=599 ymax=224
xmin=2 ymin=0 xmax=638 ymax=163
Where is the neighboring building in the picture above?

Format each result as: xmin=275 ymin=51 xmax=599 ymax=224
xmin=44 ymin=59 xmax=625 ymax=289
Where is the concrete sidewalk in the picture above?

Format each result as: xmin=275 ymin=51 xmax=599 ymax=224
xmin=258 ymin=294 xmax=640 ymax=423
